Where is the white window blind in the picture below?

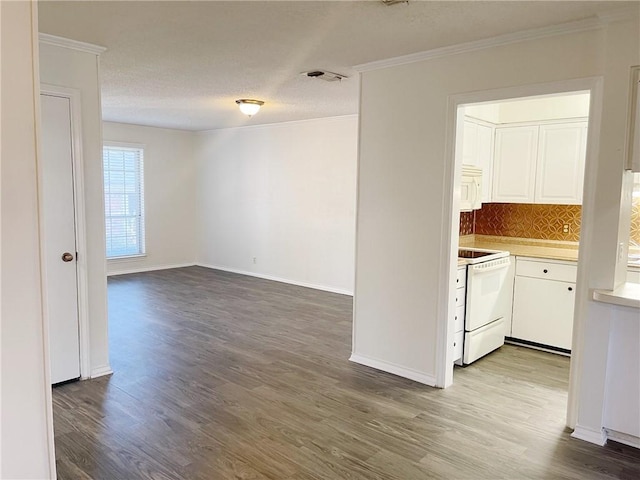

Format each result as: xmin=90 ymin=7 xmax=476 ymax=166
xmin=103 ymin=144 xmax=145 ymax=258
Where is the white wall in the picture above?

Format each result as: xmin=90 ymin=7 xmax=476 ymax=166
xmin=194 ymin=116 xmax=357 ymax=294
xmin=1 ymin=1 xmax=55 ymax=477
xmin=103 ymin=122 xmax=197 ymax=275
xmin=353 ymin=13 xmax=639 ymax=443
xmin=39 ymin=42 xmax=110 ymax=378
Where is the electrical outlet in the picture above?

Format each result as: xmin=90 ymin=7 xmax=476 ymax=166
xmin=563 ymin=224 xmax=570 ymax=233
xmin=618 ymin=243 xmax=625 ymax=261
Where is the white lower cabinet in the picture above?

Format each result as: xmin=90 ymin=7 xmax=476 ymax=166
xmin=511 ymin=258 xmax=577 ymax=351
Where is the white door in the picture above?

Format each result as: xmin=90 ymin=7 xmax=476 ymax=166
xmin=492 ymin=126 xmax=538 ymax=203
xmin=40 ymin=94 xmax=81 ymax=384
xmin=534 ymin=122 xmax=587 ymax=204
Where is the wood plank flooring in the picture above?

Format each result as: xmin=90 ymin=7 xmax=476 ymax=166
xmin=53 ymin=266 xmax=640 ymax=479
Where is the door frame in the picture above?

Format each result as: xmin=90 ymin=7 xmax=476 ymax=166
xmin=39 ymin=84 xmax=91 ymax=380
xmin=436 ymin=76 xmax=604 ymax=430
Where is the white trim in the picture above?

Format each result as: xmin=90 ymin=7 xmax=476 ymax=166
xmin=567 ymin=77 xmax=604 ymax=430
xmin=626 ymin=66 xmax=640 ymax=171
xmin=31 ymin=4 xmax=57 ymax=477
xmin=107 ymin=262 xmax=196 ymax=276
xmin=39 ymin=33 xmax=106 ymax=55
xmin=90 ymin=365 xmax=114 ymax=379
xmin=103 ymin=140 xmax=146 ymax=150
xmin=349 ymin=354 xmax=437 ymax=386
xmin=435 ymin=97 xmax=462 ymax=389
xmin=436 ymin=77 xmax=604 ymax=424
xmin=40 ymin=84 xmax=93 ymax=382
xmin=463 ymin=116 xmax=498 ymax=128
xmin=605 ymin=429 xmax=640 ymax=449
xmin=197 ymin=263 xmax=354 ymax=296
xmin=354 ymin=17 xmax=606 ymax=73
xmin=195 ymin=114 xmax=358 ymax=134
xmin=108 ymin=253 xmax=147 ymax=261
xmin=351 ymin=74 xmax=364 ymax=365
xmin=571 ymin=424 xmax=607 ymax=446
xmin=493 ymin=117 xmax=590 ymax=129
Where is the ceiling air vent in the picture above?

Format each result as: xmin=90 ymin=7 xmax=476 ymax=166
xmin=301 ymin=70 xmax=347 ymax=82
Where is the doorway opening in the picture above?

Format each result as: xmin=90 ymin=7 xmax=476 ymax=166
xmin=441 ymin=79 xmax=601 ymax=430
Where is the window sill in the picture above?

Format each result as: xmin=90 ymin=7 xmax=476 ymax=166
xmin=592 ymin=283 xmax=640 ymax=309
xmin=107 ymin=254 xmax=147 ymax=262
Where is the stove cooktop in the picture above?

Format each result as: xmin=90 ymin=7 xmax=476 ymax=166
xmin=458 ymin=247 xmax=510 ymax=264
xmin=458 ymin=249 xmax=496 ymax=259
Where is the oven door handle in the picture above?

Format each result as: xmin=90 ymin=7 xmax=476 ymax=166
xmin=469 ymin=259 xmax=510 ymax=274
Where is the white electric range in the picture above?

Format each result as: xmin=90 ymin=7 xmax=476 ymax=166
xmin=458 ymin=248 xmax=513 ymax=364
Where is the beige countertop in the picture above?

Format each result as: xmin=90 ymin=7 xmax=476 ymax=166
xmin=459 ymin=235 xmax=579 ymax=262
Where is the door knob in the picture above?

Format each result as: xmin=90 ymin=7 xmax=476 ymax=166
xmin=61 ymin=252 xmax=74 ymax=262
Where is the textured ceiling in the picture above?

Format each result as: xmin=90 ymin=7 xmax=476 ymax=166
xmin=38 ymin=1 xmax=633 ymax=131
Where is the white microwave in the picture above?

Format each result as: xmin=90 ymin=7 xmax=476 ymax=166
xmin=461 ymin=165 xmax=483 ymax=211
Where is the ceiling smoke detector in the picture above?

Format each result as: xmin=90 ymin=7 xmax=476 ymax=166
xmin=301 ymin=70 xmax=348 ymax=82
xmin=381 ymin=0 xmax=408 ymax=5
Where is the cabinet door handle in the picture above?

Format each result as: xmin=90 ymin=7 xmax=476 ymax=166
xmin=543 ymin=269 xmax=548 ymax=273
xmin=568 ymin=287 xmax=573 ymax=292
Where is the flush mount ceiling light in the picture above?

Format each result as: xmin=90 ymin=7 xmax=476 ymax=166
xmin=235 ymin=99 xmax=264 ymax=117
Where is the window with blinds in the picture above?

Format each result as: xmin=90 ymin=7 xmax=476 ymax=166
xmin=103 ymin=144 xmax=145 ymax=258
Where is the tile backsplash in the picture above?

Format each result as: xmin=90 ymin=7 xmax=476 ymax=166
xmin=459 ymin=211 xmax=475 ymax=236
xmin=476 ymin=203 xmax=582 ymax=241
xmin=459 ymin=199 xmax=640 ymax=245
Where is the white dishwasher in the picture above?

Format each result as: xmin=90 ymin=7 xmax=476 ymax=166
xmin=458 ymin=248 xmax=514 ymax=365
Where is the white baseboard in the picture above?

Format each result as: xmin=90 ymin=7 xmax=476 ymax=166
xmin=107 ymin=262 xmax=196 ymax=276
xmin=90 ymin=365 xmax=114 ymax=379
xmin=605 ymin=429 xmax=640 ymax=449
xmin=349 ymin=353 xmax=437 ymax=386
xmin=196 ymin=263 xmax=354 ymax=296
xmin=571 ymin=424 xmax=607 ymax=446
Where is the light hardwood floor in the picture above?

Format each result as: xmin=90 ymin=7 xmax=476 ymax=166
xmin=53 ymin=266 xmax=640 ymax=479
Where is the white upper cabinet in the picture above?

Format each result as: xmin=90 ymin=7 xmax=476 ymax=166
xmin=462 ymin=119 xmax=494 ymax=203
xmin=462 ymin=120 xmax=478 ymax=166
xmin=491 ymin=121 xmax=587 ymax=205
xmin=492 ymin=126 xmax=539 ymax=203
xmin=535 ymin=122 xmax=587 ymax=204
xmin=476 ymin=124 xmax=494 ymax=203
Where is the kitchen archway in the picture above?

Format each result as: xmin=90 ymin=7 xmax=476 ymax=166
xmin=439 ymin=77 xmax=603 ymax=431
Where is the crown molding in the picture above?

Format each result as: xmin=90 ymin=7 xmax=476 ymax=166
xmin=39 ymin=33 xmax=107 ymax=55
xmin=354 ymin=16 xmax=610 ymax=73
xmin=195 ymin=113 xmax=358 ymax=134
